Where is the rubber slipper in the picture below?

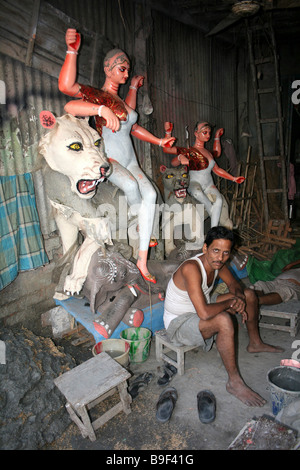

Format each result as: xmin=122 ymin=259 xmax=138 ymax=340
xmin=156 ymin=387 xmax=178 ymax=423
xmin=197 ymin=390 xmax=216 ymax=424
xmin=128 ymin=372 xmax=153 ymax=399
xmin=157 ymin=363 xmax=177 ymax=386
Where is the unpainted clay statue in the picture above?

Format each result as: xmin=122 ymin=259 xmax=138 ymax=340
xmin=82 ymin=248 xmax=181 ymax=339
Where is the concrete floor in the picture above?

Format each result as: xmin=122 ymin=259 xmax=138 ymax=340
xmin=48 ymin=318 xmax=300 ymax=451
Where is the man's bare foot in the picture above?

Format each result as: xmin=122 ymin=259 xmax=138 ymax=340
xmin=226 ymin=377 xmax=267 ymax=407
xmin=247 ymin=342 xmax=284 ymax=354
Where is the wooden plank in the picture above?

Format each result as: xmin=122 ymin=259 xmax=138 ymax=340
xmin=0 ymin=0 xmax=110 ymax=84
xmin=0 ymin=0 xmax=32 ymax=38
xmin=25 ymin=0 xmax=41 ymax=67
xmin=92 ymin=402 xmax=124 ymax=431
xmin=65 ymin=402 xmax=89 ymax=438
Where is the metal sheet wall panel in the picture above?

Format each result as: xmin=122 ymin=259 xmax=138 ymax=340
xmin=0 ymin=53 xmax=69 ymax=234
xmin=148 ymin=11 xmax=237 ymax=181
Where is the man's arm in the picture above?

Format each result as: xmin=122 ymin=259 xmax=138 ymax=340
xmin=282 ymin=259 xmax=300 ymax=271
xmin=218 ymin=265 xmax=245 ymax=298
xmin=176 ymin=261 xmax=243 ymax=321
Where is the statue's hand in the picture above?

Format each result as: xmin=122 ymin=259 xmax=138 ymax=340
xmin=161 ymin=136 xmax=176 ymax=148
xmin=178 ymin=154 xmax=190 ymax=165
xmin=131 ymin=75 xmax=144 ymax=89
xmin=215 ymin=128 xmax=224 ymax=138
xmin=101 ymin=107 xmax=120 ymax=132
xmin=164 ymin=122 xmax=173 ymax=134
xmin=65 ymin=28 xmax=81 ymax=52
xmin=234 ymin=176 xmax=245 ymax=184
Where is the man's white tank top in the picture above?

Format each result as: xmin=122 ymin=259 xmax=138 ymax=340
xmin=163 ymin=254 xmax=218 ymax=329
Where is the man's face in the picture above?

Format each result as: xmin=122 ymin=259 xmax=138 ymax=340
xmin=203 ymin=238 xmax=232 ymax=270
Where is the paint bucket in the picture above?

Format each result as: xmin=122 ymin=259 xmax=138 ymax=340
xmin=92 ymin=339 xmax=130 ymax=367
xmin=267 ymin=366 xmax=300 ymax=415
xmin=120 ymin=327 xmax=151 ymax=363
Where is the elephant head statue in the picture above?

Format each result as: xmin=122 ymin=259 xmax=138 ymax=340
xmin=82 ymin=248 xmax=147 ymax=313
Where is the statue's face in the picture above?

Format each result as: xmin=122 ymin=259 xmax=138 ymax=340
xmin=105 ymin=52 xmax=130 ymax=85
xmin=195 ymin=123 xmax=211 ymax=143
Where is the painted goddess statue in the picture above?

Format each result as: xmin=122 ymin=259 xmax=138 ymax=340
xmin=59 ymin=29 xmax=175 ymax=283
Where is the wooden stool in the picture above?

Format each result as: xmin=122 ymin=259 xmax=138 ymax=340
xmin=54 ymin=352 xmax=131 ymax=441
xmin=259 ymin=301 xmax=300 ymax=337
xmin=155 ymin=329 xmax=198 ymax=376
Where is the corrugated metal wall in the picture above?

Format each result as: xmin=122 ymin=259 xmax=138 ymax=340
xmin=0 ymin=0 xmax=241 ymax=236
xmin=148 ymin=11 xmax=238 ymax=180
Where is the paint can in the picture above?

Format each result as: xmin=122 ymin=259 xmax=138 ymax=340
xmin=267 ymin=366 xmax=300 ymax=415
xmin=120 ymin=327 xmax=151 ymax=363
xmin=92 ymin=339 xmax=130 ymax=367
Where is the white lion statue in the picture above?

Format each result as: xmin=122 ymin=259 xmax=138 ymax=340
xmin=38 ymin=111 xmax=133 ymax=298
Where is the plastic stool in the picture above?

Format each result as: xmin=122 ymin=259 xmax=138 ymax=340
xmin=155 ymin=329 xmax=198 ymax=375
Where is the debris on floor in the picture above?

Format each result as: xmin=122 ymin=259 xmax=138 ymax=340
xmin=228 ymin=414 xmax=299 ymax=450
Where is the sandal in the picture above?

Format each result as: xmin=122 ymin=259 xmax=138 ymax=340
xmin=156 ymin=387 xmax=178 ymax=423
xmin=138 ymin=268 xmax=157 ymax=284
xmin=197 ymin=390 xmax=216 ymax=424
xmin=157 ymin=363 xmax=177 ymax=386
xmin=128 ymin=372 xmax=153 ymax=399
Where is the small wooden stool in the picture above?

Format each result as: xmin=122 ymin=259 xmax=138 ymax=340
xmin=54 ymin=352 xmax=131 ymax=441
xmin=155 ymin=329 xmax=198 ymax=376
xmin=259 ymin=301 xmax=300 ymax=337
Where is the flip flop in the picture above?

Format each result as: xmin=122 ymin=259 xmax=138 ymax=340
xmin=128 ymin=372 xmax=153 ymax=399
xmin=197 ymin=390 xmax=216 ymax=424
xmin=157 ymin=363 xmax=177 ymax=386
xmin=156 ymin=387 xmax=178 ymax=423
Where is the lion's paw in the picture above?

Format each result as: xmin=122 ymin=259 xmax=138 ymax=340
xmin=63 ymin=275 xmax=84 ymax=296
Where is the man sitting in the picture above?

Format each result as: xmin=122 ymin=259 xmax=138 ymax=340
xmin=163 ymin=226 xmax=283 ymax=407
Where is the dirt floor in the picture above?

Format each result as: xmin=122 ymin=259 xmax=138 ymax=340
xmin=45 ymin=317 xmax=300 ymax=452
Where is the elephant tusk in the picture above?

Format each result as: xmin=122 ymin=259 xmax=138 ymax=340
xmin=127 ymin=284 xmax=137 ymax=297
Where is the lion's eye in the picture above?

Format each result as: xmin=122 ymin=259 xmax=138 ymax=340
xmin=167 ymin=174 xmax=174 ymax=179
xmin=68 ymin=142 xmax=83 ymax=151
xmin=94 ymin=139 xmax=101 ymax=147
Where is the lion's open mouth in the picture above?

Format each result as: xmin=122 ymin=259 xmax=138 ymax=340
xmin=174 ymin=188 xmax=187 ymax=198
xmin=77 ymin=176 xmax=106 ymax=194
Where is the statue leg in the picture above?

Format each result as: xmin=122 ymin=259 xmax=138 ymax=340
xmin=109 ymin=161 xmax=157 ymax=282
xmin=205 ymin=187 xmax=223 ymax=227
xmin=64 ymin=237 xmax=100 ymax=295
xmin=188 ymin=180 xmax=213 ymax=216
xmin=108 ymin=161 xmax=142 ymax=211
xmin=54 ymin=210 xmax=79 ymax=254
xmin=128 ymin=163 xmax=157 ymax=282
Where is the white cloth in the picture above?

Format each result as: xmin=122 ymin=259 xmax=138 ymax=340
xmin=277 ymin=268 xmax=300 ymax=283
xmin=163 ymin=253 xmax=218 ymax=329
